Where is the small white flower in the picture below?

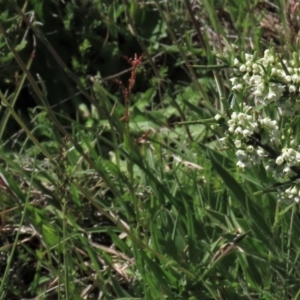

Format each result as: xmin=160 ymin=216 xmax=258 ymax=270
xmin=257 ymin=83 xmax=265 ymax=92
xmin=246 ymin=115 xmax=253 ymax=121
xmin=290 ymin=186 xmax=298 ymax=195
xmin=271 ymin=67 xmax=277 ymax=75
xmin=288 ymin=148 xmax=295 ymax=156
xmin=214 ymin=114 xmax=222 ymax=121
xmin=285 ymin=187 xmax=291 ymax=194
xmin=289 ymin=85 xmax=297 ymax=93
xmin=246 ymin=61 xmax=252 ymax=67
xmin=239 ymin=64 xmax=246 ymax=72
xmin=282 ymin=152 xmax=289 ymax=161
xmin=253 ymin=89 xmax=263 ymax=97
xmin=235 ymin=84 xmax=243 ymax=91
xmin=266 ymin=89 xmax=276 ymax=100
xmin=233 ymin=58 xmax=240 ymax=66
xmin=285 ymin=75 xmax=292 ymax=82
xmin=250 ymin=75 xmax=262 ymax=84
xmin=228 ymin=120 xmax=235 ymax=127
xmin=292 ymin=74 xmax=299 ymax=83
xmin=245 ymin=53 xmax=253 ymax=61
xmin=230 ymin=77 xmax=239 ymax=85
xmin=242 ymin=129 xmax=251 ymax=137
xmin=231 ymin=112 xmax=238 ymax=120
xmin=278 ymin=69 xmax=286 ymax=78
xmin=242 ymin=105 xmax=252 ymax=113
xmin=228 ymin=126 xmax=235 ymax=133
xmin=237 ymin=160 xmax=247 ymax=168
xmin=256 ymin=149 xmax=265 ymax=157
xmin=235 ymin=126 xmax=243 ymax=134
xmin=296 ymin=152 xmax=300 ymax=162
xmin=276 ymin=156 xmax=284 ymax=165
xmin=243 ymin=73 xmax=250 ymax=81
xmin=234 ymin=140 xmax=242 ymax=148
xmin=237 ymin=113 xmax=246 ymax=121
xmin=250 ymin=122 xmax=258 ymax=131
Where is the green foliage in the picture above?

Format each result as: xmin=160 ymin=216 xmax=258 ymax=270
xmin=0 ymin=0 xmax=300 ymax=299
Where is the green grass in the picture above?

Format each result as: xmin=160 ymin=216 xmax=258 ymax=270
xmin=0 ymin=0 xmax=300 ymax=299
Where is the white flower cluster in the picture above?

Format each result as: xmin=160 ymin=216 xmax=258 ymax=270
xmin=222 ymin=105 xmax=278 ymax=168
xmin=276 ymin=148 xmax=300 ymax=166
xmin=219 ymin=49 xmax=300 ymax=202
xmin=231 ymin=50 xmax=300 ymax=115
xmin=278 ymin=180 xmax=300 ymax=203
